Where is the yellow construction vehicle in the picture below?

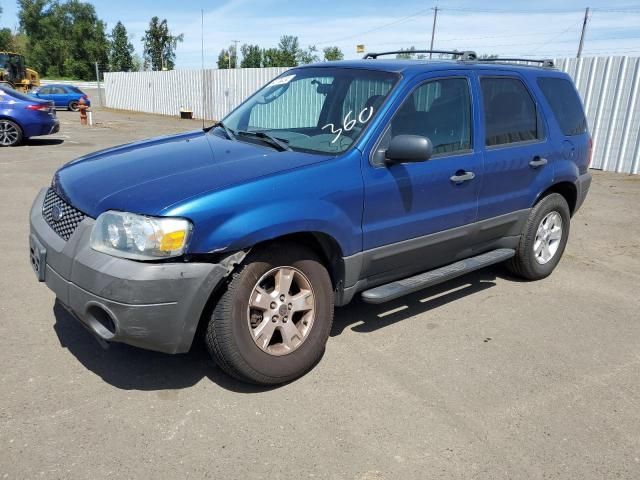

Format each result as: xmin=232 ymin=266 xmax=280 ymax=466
xmin=0 ymin=52 xmax=40 ymax=92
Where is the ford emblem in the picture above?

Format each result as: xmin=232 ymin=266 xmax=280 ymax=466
xmin=51 ymin=204 xmax=64 ymax=222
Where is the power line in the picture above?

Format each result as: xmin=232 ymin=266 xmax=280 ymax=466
xmin=316 ymin=6 xmax=434 ymax=45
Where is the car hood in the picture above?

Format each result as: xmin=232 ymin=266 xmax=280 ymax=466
xmin=54 ymin=130 xmax=332 ymax=218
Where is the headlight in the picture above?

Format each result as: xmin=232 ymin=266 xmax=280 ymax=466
xmin=90 ymin=211 xmax=192 ymax=260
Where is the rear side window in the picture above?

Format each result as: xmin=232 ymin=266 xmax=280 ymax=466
xmin=481 ymin=77 xmax=539 ymax=146
xmin=69 ymin=86 xmax=83 ymax=94
xmin=537 ymin=77 xmax=587 ymax=136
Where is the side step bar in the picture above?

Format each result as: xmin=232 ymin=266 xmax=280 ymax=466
xmin=361 ymin=248 xmax=515 ymax=304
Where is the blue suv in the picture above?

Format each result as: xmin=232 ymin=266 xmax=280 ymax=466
xmin=29 ymin=51 xmax=592 ymax=385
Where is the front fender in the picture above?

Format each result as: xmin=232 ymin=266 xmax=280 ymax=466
xmin=197 ymin=199 xmax=360 ymax=255
xmin=164 ymin=150 xmax=365 ymax=257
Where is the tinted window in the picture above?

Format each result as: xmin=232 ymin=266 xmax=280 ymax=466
xmin=39 ymin=86 xmax=51 ymax=94
xmin=224 ymin=68 xmax=400 ymax=154
xmin=537 ymin=77 xmax=587 ymax=136
xmin=69 ymin=86 xmax=83 ymax=94
xmin=481 ymin=77 xmax=539 ymax=146
xmin=389 ymin=77 xmax=472 ymax=155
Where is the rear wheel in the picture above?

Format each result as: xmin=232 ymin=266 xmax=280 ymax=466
xmin=507 ymin=193 xmax=570 ymax=280
xmin=205 ymin=244 xmax=334 ymax=385
xmin=0 ymin=120 xmax=23 ymax=147
xmin=68 ymin=101 xmax=79 ymax=112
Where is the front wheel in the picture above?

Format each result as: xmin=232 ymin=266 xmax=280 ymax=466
xmin=507 ymin=193 xmax=571 ymax=280
xmin=0 ymin=120 xmax=23 ymax=147
xmin=206 ymin=244 xmax=334 ymax=385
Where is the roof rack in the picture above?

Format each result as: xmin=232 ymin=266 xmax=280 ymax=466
xmin=477 ymin=57 xmax=555 ymax=68
xmin=363 ymin=50 xmax=477 ymax=61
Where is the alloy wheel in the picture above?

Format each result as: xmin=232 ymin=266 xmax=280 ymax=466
xmin=533 ymin=211 xmax=563 ymax=264
xmin=0 ymin=121 xmax=20 ymax=146
xmin=247 ymin=266 xmax=316 ymax=356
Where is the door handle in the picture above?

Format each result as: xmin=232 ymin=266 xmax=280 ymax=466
xmin=529 ymin=156 xmax=548 ymax=168
xmin=450 ymin=171 xmax=476 ymax=184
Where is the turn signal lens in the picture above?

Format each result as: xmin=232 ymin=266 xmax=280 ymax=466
xmin=159 ymin=230 xmax=187 ymax=252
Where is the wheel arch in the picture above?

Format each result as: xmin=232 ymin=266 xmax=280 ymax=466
xmin=537 ymin=181 xmax=578 ymax=216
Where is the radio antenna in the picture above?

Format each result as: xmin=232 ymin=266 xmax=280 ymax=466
xmin=201 ymin=9 xmax=206 ymax=130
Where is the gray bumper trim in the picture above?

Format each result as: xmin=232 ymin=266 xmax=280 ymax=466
xmin=574 ymin=171 xmax=592 ymax=213
xmin=29 ymin=188 xmax=231 ymax=354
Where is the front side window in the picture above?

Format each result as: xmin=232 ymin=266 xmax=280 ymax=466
xmin=222 ymin=68 xmax=399 ymax=154
xmin=373 ymin=77 xmax=472 ymax=164
xmin=481 ymin=77 xmax=539 ymax=146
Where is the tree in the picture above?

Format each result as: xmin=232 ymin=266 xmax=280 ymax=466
xmin=131 ymin=53 xmax=143 ymax=72
xmin=297 ymin=45 xmax=319 ymax=65
xmin=142 ymin=17 xmax=183 ymax=71
xmin=109 ymin=21 xmax=134 ymax=72
xmin=396 ymin=46 xmax=417 ymax=59
xmin=323 ymin=46 xmax=343 ymax=62
xmin=276 ymin=35 xmax=299 ymax=67
xmin=262 ymin=47 xmax=281 ymax=67
xmin=240 ymin=44 xmax=261 ymax=68
xmin=0 ymin=28 xmax=14 ymax=51
xmin=17 ymin=0 xmax=110 ymax=80
xmin=217 ymin=44 xmax=237 ymax=69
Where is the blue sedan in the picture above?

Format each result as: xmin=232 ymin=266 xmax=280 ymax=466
xmin=0 ymin=86 xmax=60 ymax=146
xmin=32 ymin=84 xmax=91 ymax=111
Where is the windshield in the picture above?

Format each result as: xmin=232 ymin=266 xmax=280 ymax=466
xmin=221 ymin=67 xmax=400 ymax=154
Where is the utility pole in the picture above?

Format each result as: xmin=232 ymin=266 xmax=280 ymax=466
xmin=429 ymin=6 xmax=439 ymax=59
xmin=232 ymin=39 xmax=240 ymax=68
xmin=94 ymin=61 xmax=103 ymax=107
xmin=577 ymin=7 xmax=589 ymax=58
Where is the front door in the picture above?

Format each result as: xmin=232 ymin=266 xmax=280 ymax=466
xmin=361 ymin=72 xmax=483 ymax=283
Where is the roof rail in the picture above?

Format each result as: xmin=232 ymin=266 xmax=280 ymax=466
xmin=477 ymin=57 xmax=555 ymax=68
xmin=363 ymin=50 xmax=477 ymax=61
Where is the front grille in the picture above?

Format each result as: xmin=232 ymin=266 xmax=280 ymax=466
xmin=42 ymin=188 xmax=87 ymax=241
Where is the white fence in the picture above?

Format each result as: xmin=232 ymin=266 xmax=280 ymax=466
xmin=104 ymin=57 xmax=640 ymax=174
xmin=104 ymin=68 xmax=288 ymax=121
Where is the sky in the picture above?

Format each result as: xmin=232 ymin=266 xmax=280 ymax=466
xmin=1 ymin=0 xmax=640 ymax=69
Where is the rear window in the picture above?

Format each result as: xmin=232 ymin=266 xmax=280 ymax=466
xmin=537 ymin=77 xmax=587 ymax=136
xmin=68 ymin=86 xmax=83 ymax=94
xmin=481 ymin=77 xmax=540 ymax=146
xmin=0 ymin=86 xmax=38 ymax=102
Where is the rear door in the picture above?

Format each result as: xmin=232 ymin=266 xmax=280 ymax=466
xmin=476 ymin=72 xmax=555 ymax=241
xmin=360 ymin=71 xmax=483 ymax=283
xmin=46 ymin=86 xmax=68 ymax=108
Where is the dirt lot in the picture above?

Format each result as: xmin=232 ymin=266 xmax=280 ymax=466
xmin=1 ymin=104 xmax=639 ymax=480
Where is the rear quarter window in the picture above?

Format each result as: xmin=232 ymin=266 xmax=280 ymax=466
xmin=537 ymin=77 xmax=587 ymax=136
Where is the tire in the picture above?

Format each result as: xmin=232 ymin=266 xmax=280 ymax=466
xmin=69 ymin=101 xmax=80 ymax=112
xmin=507 ymin=193 xmax=571 ymax=280
xmin=0 ymin=119 xmax=23 ymax=147
xmin=206 ymin=243 xmax=334 ymax=385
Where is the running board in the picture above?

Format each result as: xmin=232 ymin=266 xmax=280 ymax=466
xmin=361 ymin=248 xmax=515 ymax=304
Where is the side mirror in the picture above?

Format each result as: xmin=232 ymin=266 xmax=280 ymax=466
xmin=385 ymin=135 xmax=433 ymax=165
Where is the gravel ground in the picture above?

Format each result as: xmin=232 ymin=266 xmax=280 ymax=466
xmin=0 ymin=106 xmax=639 ymax=480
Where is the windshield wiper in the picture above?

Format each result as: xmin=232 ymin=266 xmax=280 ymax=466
xmin=236 ymin=131 xmax=292 ymax=152
xmin=207 ymin=121 xmax=236 ymax=141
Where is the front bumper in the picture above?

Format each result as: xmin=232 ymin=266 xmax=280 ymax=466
xmin=29 ymin=188 xmax=228 ymax=354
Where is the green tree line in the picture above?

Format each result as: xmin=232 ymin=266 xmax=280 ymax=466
xmin=218 ymin=36 xmax=344 ymax=69
xmin=1 ymin=2 xmax=346 ymax=79
xmin=0 ymin=1 xmax=183 ymax=80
